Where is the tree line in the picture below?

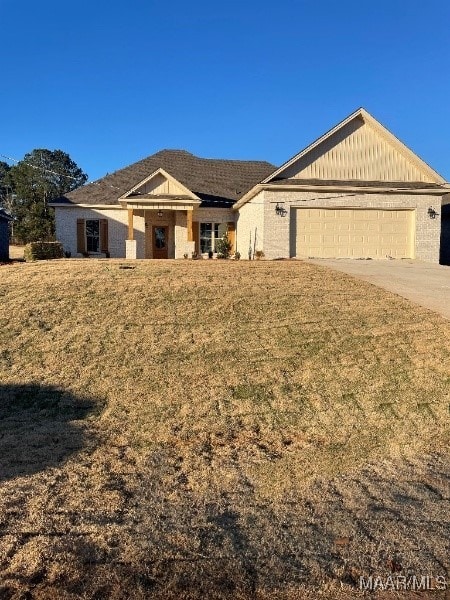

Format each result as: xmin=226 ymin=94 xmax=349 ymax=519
xmin=0 ymin=149 xmax=88 ymax=243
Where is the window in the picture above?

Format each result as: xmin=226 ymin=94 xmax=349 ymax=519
xmin=154 ymin=227 xmax=166 ymax=249
xmin=200 ymin=222 xmax=212 ymax=253
xmin=86 ymin=220 xmax=100 ymax=252
xmin=77 ymin=218 xmax=108 ymax=255
xmin=199 ymin=222 xmax=228 ymax=253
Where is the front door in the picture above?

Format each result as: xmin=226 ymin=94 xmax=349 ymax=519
xmin=152 ymin=226 xmax=168 ymax=259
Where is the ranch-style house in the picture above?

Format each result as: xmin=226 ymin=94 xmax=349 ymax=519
xmin=51 ymin=108 xmax=450 ymax=263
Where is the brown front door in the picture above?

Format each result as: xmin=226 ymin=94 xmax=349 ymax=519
xmin=152 ymin=226 xmax=168 ymax=259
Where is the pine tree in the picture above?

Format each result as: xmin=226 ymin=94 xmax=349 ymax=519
xmin=8 ymin=149 xmax=88 ymax=243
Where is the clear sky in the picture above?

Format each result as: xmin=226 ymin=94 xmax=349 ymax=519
xmin=2 ymin=0 xmax=450 ymax=181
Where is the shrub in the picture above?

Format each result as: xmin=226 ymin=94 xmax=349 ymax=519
xmin=24 ymin=241 xmax=64 ymax=262
xmin=216 ymin=231 xmax=232 ymax=259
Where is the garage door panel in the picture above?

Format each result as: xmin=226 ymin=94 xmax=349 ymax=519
xmin=338 ymin=223 xmax=351 ymax=231
xmin=338 ymin=235 xmax=351 ymax=244
xmin=296 ymin=208 xmax=414 ymax=259
xmin=353 ymin=222 xmax=369 ymax=231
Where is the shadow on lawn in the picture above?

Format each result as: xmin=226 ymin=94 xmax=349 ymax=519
xmin=0 ymin=438 xmax=448 ymax=598
xmin=0 ymin=383 xmax=102 ymax=481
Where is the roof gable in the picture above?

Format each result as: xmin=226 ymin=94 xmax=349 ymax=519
xmin=119 ymin=168 xmax=200 ymax=201
xmin=264 ymin=108 xmax=445 ymax=184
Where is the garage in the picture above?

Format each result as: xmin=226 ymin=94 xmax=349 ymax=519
xmin=295 ymin=208 xmax=415 ymax=259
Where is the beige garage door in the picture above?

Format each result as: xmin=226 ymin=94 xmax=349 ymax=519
xmin=296 ymin=208 xmax=415 ymax=259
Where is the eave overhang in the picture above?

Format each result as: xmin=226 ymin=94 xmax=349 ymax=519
xmin=233 ymin=182 xmax=450 ymax=210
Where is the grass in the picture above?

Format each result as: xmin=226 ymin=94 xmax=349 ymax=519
xmin=0 ymin=258 xmax=448 ymax=598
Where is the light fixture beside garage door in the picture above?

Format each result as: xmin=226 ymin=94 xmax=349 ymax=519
xmin=428 ymin=206 xmax=439 ymax=219
xmin=275 ymin=202 xmax=287 ymax=217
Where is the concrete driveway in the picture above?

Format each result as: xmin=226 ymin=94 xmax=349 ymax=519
xmin=307 ymin=259 xmax=450 ymax=320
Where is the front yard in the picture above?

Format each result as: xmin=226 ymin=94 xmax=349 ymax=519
xmin=0 ymin=259 xmax=448 ymax=598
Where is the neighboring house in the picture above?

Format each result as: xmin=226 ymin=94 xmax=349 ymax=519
xmin=0 ymin=209 xmax=12 ymax=262
xmin=52 ymin=108 xmax=450 ymax=262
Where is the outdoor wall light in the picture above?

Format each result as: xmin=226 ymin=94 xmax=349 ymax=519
xmin=427 ymin=206 xmax=438 ymax=219
xmin=157 ymin=210 xmax=163 ymax=217
xmin=275 ymin=203 xmax=287 ymax=217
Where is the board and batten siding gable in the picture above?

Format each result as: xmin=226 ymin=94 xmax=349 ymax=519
xmin=236 ymin=191 xmax=264 ymax=258
xmin=127 ymin=171 xmax=193 ymax=197
xmin=278 ymin=118 xmax=436 ymax=183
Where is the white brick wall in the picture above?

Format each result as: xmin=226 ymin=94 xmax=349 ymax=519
xmin=261 ymin=190 xmax=442 ymax=263
xmin=56 ymin=193 xmax=444 ymax=264
xmin=174 ymin=211 xmax=195 ymax=258
xmin=55 ymin=206 xmax=235 ymax=259
xmin=55 ymin=207 xmax=128 ymax=258
xmin=235 ymin=191 xmax=264 ymax=259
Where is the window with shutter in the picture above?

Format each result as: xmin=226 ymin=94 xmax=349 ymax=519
xmin=192 ymin=221 xmax=199 ymax=254
xmin=227 ymin=222 xmax=236 ymax=251
xmin=100 ymin=219 xmax=109 ymax=254
xmin=86 ymin=220 xmax=100 ymax=252
xmin=77 ymin=219 xmax=86 ymax=254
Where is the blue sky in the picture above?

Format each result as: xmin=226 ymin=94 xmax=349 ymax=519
xmin=2 ymin=0 xmax=450 ymax=181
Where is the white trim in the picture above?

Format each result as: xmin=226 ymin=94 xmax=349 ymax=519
xmin=233 ymin=185 xmax=264 ymax=210
xmin=121 ymin=200 xmax=200 ymax=210
xmin=263 ymin=184 xmax=448 ymax=195
xmin=51 ymin=204 xmax=124 ymax=209
xmin=292 ymin=205 xmax=416 ymax=211
xmin=233 ymin=181 xmax=449 ymax=210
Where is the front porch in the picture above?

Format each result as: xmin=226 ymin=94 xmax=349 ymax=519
xmin=119 ymin=168 xmax=235 ymax=259
xmin=125 ymin=207 xmax=196 ymax=260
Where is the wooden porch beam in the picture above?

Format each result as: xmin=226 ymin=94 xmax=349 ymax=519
xmin=186 ymin=209 xmax=193 ymax=242
xmin=128 ymin=208 xmax=134 ymax=240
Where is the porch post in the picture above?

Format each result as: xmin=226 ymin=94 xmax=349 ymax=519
xmin=128 ymin=208 xmax=134 ymax=240
xmin=186 ymin=209 xmax=193 ymax=242
xmin=126 ymin=207 xmax=137 ymax=259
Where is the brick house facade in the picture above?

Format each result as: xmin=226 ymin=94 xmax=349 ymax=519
xmin=52 ymin=109 xmax=449 ymax=263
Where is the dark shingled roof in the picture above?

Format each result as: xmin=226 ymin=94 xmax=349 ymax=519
xmin=270 ymin=178 xmax=444 ymax=189
xmin=56 ymin=150 xmax=276 ymax=208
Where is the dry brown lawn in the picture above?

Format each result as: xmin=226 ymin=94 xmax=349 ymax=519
xmin=0 ymin=259 xmax=448 ymax=599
